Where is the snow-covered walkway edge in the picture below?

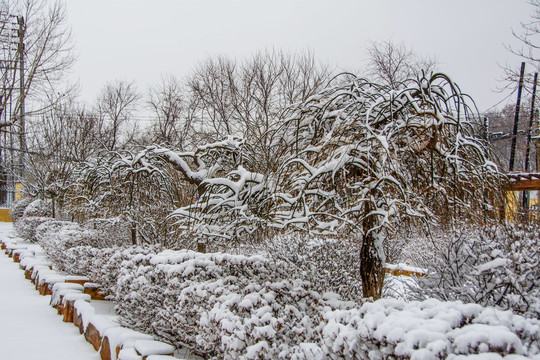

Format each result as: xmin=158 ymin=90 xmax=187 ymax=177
xmin=0 ymin=223 xmax=101 ymax=360
xmin=4 ymin=218 xmax=540 ymax=360
xmin=0 ymin=223 xmax=196 ymax=360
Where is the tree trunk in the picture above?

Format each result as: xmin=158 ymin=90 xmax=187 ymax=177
xmin=131 ymin=223 xmax=137 ymax=245
xmin=360 ymin=203 xmax=386 ymax=300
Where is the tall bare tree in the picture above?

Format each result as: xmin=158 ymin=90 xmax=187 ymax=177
xmin=365 ymin=40 xmax=437 ymax=88
xmin=95 ymin=80 xmax=140 ymax=151
xmin=147 ymin=75 xmax=190 ymax=149
xmin=0 ymin=0 xmax=75 ymax=126
xmin=507 ymin=0 xmax=540 ymax=66
xmin=186 ymin=49 xmax=332 ymax=172
xmin=24 ymin=96 xmax=103 ymax=200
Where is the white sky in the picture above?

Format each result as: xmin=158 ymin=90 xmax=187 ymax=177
xmin=64 ymin=0 xmax=532 ymax=113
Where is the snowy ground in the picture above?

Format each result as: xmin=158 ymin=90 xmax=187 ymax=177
xmin=0 ymin=222 xmax=101 ymax=360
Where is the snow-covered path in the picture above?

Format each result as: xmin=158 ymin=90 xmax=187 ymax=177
xmin=0 ymin=223 xmax=100 ymax=360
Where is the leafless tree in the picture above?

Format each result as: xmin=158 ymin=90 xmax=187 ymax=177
xmin=146 ymin=75 xmax=190 ymax=149
xmin=0 ymin=0 xmax=75 ymax=126
xmin=95 ymin=80 xmax=140 ymax=151
xmin=501 ymin=1 xmax=540 ymax=88
xmin=186 ymin=49 xmax=332 ymax=172
xmin=65 ymin=148 xmax=185 ymax=246
xmin=365 ymin=40 xmax=437 ymax=88
xmin=175 ymin=73 xmax=504 ymax=299
xmin=24 ymin=97 xmax=103 ymax=201
xmin=507 ymin=0 xmax=540 ymax=66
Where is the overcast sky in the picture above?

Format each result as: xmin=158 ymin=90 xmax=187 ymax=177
xmin=64 ymin=0 xmax=532 ymax=113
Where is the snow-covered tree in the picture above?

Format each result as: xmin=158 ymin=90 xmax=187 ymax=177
xmin=64 ymin=136 xmax=248 ymax=247
xmin=65 ymin=148 xmax=183 ymax=245
xmin=413 ymin=224 xmax=540 ymax=318
xmin=176 ymin=72 xmax=504 ymax=299
xmin=269 ymin=72 xmax=503 ymax=299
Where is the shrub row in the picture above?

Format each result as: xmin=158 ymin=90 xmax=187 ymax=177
xmin=413 ymin=225 xmax=540 ymax=319
xmin=29 ymin=219 xmax=540 ymax=359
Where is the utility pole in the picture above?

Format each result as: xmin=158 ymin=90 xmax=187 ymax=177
xmin=523 ymin=72 xmax=538 ymax=211
xmin=525 ymin=72 xmax=538 ymax=173
xmin=536 ymin=109 xmax=540 ymax=172
xmin=17 ymin=16 xmax=25 ymax=180
xmin=509 ymin=62 xmax=526 ymax=172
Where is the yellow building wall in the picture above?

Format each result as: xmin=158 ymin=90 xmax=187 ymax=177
xmin=15 ymin=182 xmax=22 ymax=200
xmin=0 ymin=209 xmax=11 ymax=222
xmin=505 ymin=190 xmax=539 ymax=222
xmin=505 ymin=191 xmax=519 ymax=222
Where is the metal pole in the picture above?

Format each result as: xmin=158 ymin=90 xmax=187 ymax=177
xmin=525 ymin=72 xmax=538 ymax=172
xmin=17 ymin=16 xmax=25 ymax=180
xmin=509 ymin=62 xmax=526 ymax=172
xmin=536 ymin=109 xmax=540 ymax=172
xmin=523 ymin=72 xmax=538 ymax=211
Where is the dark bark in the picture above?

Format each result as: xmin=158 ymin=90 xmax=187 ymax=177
xmin=131 ymin=223 xmax=137 ymax=245
xmin=360 ymin=203 xmax=385 ymax=299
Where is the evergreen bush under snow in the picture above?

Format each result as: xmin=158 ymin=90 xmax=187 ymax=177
xmin=112 ymin=249 xmax=540 ymax=359
xmin=22 ymin=198 xmax=53 ymax=217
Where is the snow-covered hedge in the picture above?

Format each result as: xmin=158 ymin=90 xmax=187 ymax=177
xmin=113 ymin=249 xmax=540 ymax=359
xmin=35 ymin=221 xmax=95 ymax=272
xmin=12 ymin=198 xmax=54 ymax=242
xmin=260 ymin=233 xmax=362 ymax=302
xmin=88 ymin=245 xmax=162 ymax=299
xmin=13 ymin=216 xmax=52 ymax=242
xmin=29 ymin=220 xmax=540 ymax=358
xmin=414 ymin=225 xmax=540 ymax=319
xmin=320 ymin=298 xmax=540 ymax=359
xmin=23 ymin=198 xmax=53 ymax=217
xmin=34 ymin=219 xmax=161 ymax=294
xmin=82 ymin=217 xmax=132 ymax=247
xmin=9 ymin=196 xmax=34 ymax=222
xmin=34 ymin=219 xmax=135 ymax=275
xmin=114 ymin=249 xmax=355 ymax=358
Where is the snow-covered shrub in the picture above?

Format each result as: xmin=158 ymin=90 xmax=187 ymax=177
xmin=113 ymin=248 xmax=540 ymax=359
xmin=319 ymin=298 xmax=540 ymax=359
xmin=82 ymin=217 xmax=132 ymax=247
xmin=13 ymin=217 xmax=52 ymax=242
xmin=34 ymin=221 xmax=102 ymax=272
xmin=260 ymin=233 xmax=363 ymax=302
xmin=12 ymin=198 xmax=55 ymax=241
xmin=9 ymin=196 xmax=34 ymax=222
xmin=114 ymin=249 xmax=356 ymax=358
xmin=62 ymin=245 xmax=101 ymax=276
xmin=413 ymin=225 xmax=540 ymax=318
xmin=23 ymin=198 xmax=53 ymax=217
xmin=89 ymin=245 xmax=162 ymax=298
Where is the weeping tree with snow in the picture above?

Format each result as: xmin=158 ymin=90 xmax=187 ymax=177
xmin=176 ymin=72 xmax=504 ymax=299
xmin=65 ymin=136 xmax=247 ymax=247
xmin=64 ymin=148 xmax=184 ymax=245
xmin=267 ymin=72 xmax=504 ymax=299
